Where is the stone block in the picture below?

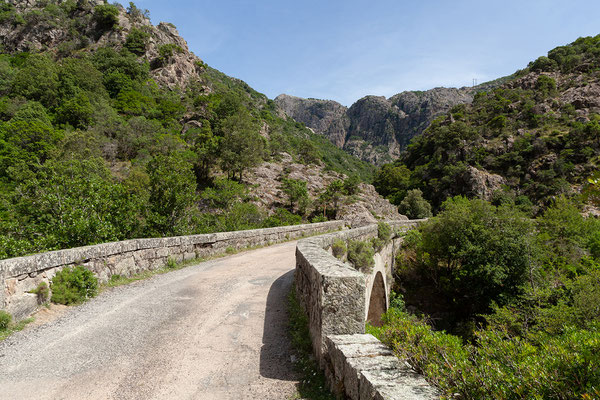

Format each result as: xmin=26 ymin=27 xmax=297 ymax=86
xmin=6 ymin=293 xmax=38 ymax=321
xmin=156 ymin=247 xmax=170 ymax=258
xmin=134 ymin=249 xmax=155 ymax=261
xmin=359 ymin=368 xmax=438 ymax=400
xmin=5 ymin=278 xmax=17 ymax=297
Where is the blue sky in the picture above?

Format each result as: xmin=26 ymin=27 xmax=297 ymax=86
xmin=132 ymin=0 xmax=600 ymax=105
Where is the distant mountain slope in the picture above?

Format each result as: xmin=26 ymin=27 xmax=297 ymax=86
xmin=375 ymin=34 xmax=600 ymax=212
xmin=275 ymin=86 xmax=493 ymax=165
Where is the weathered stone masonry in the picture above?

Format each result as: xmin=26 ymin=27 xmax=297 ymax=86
xmin=1 ymin=221 xmax=345 ymax=321
xmin=295 ymin=220 xmax=438 ymax=399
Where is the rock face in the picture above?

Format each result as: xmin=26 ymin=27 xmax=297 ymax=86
xmin=246 ymin=153 xmax=402 ymax=223
xmin=460 ymin=166 xmax=507 ymax=201
xmin=274 ymin=95 xmax=350 ymax=147
xmin=276 ymin=87 xmax=477 ymax=165
xmin=0 ymin=1 xmax=204 ymax=89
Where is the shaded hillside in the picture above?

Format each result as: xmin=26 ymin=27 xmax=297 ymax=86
xmin=0 ymin=0 xmax=386 ymax=259
xmin=375 ymin=34 xmax=600 ymax=212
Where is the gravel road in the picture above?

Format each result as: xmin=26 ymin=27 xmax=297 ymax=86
xmin=0 ymin=241 xmax=300 ymax=400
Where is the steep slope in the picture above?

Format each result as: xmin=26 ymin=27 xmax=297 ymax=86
xmin=0 ymin=0 xmax=396 ymax=260
xmin=273 ymin=94 xmax=349 ymax=147
xmin=375 ymin=35 xmax=600 ymax=212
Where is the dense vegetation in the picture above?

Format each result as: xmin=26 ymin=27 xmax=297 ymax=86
xmin=367 ymin=196 xmax=600 ymax=398
xmin=374 ymin=35 xmax=600 ymax=213
xmin=366 ymin=34 xmax=600 ymax=399
xmin=0 ymin=1 xmax=373 ymax=259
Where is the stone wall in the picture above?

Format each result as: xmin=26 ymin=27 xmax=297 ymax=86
xmin=326 ymin=335 xmax=438 ymax=400
xmin=295 ymin=219 xmax=438 ymax=399
xmin=295 ymin=220 xmax=421 ymax=365
xmin=1 ymin=221 xmax=346 ymax=321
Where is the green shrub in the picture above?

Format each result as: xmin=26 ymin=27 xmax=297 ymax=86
xmin=347 ymin=240 xmax=374 ymax=272
xmin=263 ymin=208 xmax=302 ymax=227
xmin=311 ymin=215 xmax=328 ymax=223
xmin=377 ymin=221 xmax=392 ymax=242
xmin=398 ymin=197 xmax=534 ymax=328
xmin=166 ymin=257 xmax=177 ymax=269
xmin=342 ymin=175 xmax=360 ymax=195
xmin=398 ymin=189 xmax=432 ymax=219
xmin=0 ymin=311 xmax=11 ymax=330
xmin=376 ymin=310 xmax=600 ymax=400
xmin=50 ymin=266 xmax=98 ymax=305
xmin=225 ymin=246 xmax=236 ymax=254
xmin=93 ymin=4 xmax=119 ymax=30
xmin=370 ymin=237 xmax=384 ymax=251
xmin=157 ymin=43 xmax=183 ymax=65
xmin=124 ymin=27 xmax=150 ymax=55
xmin=331 ymin=239 xmax=347 ymax=259
xmin=30 ymin=281 xmax=49 ymax=303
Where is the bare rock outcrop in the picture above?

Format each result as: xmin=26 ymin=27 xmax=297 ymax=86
xmin=461 ymin=166 xmax=506 ymax=201
xmin=274 ymin=94 xmax=350 ymax=147
xmin=246 ymin=155 xmax=402 ymax=223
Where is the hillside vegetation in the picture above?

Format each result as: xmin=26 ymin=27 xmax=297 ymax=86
xmin=0 ymin=0 xmax=374 ymax=259
xmin=367 ymin=35 xmax=600 ymax=398
xmin=375 ymin=35 xmax=600 ymax=213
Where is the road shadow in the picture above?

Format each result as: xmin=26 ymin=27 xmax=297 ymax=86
xmin=259 ymin=269 xmax=298 ymax=381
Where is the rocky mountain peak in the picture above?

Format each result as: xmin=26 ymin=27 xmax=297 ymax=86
xmin=275 ymin=85 xmax=482 ymax=165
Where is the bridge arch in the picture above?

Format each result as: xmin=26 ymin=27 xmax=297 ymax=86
xmin=367 ymin=271 xmax=387 ymax=327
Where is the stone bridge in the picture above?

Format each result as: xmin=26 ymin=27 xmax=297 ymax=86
xmin=0 ymin=220 xmax=437 ymax=399
xmin=295 ymin=220 xmax=438 ymax=399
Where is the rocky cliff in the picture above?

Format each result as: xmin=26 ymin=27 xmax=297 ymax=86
xmin=273 ymin=95 xmax=350 ymax=147
xmin=0 ymin=0 xmax=202 ymax=89
xmin=276 ymin=87 xmax=488 ymax=165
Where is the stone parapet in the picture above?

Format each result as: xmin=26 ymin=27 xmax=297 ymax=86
xmin=325 ymin=335 xmax=439 ymax=400
xmin=295 ymin=220 xmax=438 ymax=399
xmin=1 ymin=221 xmax=345 ymax=321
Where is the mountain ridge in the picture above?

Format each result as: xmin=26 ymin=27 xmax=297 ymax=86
xmin=275 ymin=86 xmax=480 ymax=164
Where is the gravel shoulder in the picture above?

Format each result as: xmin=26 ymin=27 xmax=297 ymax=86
xmin=0 ymin=241 xmax=300 ymax=400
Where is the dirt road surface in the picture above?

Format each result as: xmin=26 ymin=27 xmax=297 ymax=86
xmin=0 ymin=241 xmax=300 ymax=400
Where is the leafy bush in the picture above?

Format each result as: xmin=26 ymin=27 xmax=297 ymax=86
xmin=166 ymin=257 xmax=177 ymax=269
xmin=398 ymin=189 xmax=432 ymax=219
xmin=347 ymin=240 xmax=374 ymax=272
xmin=397 ymin=197 xmax=535 ymax=332
xmin=377 ymin=221 xmax=392 ymax=242
xmin=50 ymin=266 xmax=98 ymax=305
xmin=157 ymin=43 xmax=183 ymax=66
xmin=0 ymin=311 xmax=11 ymax=330
xmin=331 ymin=239 xmax=347 ymax=259
xmin=124 ymin=27 xmax=150 ymax=55
xmin=93 ymin=4 xmax=119 ymax=31
xmin=375 ymin=309 xmax=600 ymax=400
xmin=342 ymin=175 xmax=360 ymax=195
xmin=280 ymin=177 xmax=308 ymax=210
xmin=311 ymin=215 xmax=328 ymax=223
xmin=263 ymin=208 xmax=302 ymax=227
xmin=370 ymin=237 xmax=384 ymax=251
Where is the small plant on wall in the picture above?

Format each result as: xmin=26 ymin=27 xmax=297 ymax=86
xmin=51 ymin=266 xmax=98 ymax=305
xmin=29 ymin=282 xmax=50 ymax=303
xmin=331 ymin=239 xmax=347 ymax=259
xmin=347 ymin=240 xmax=374 ymax=273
